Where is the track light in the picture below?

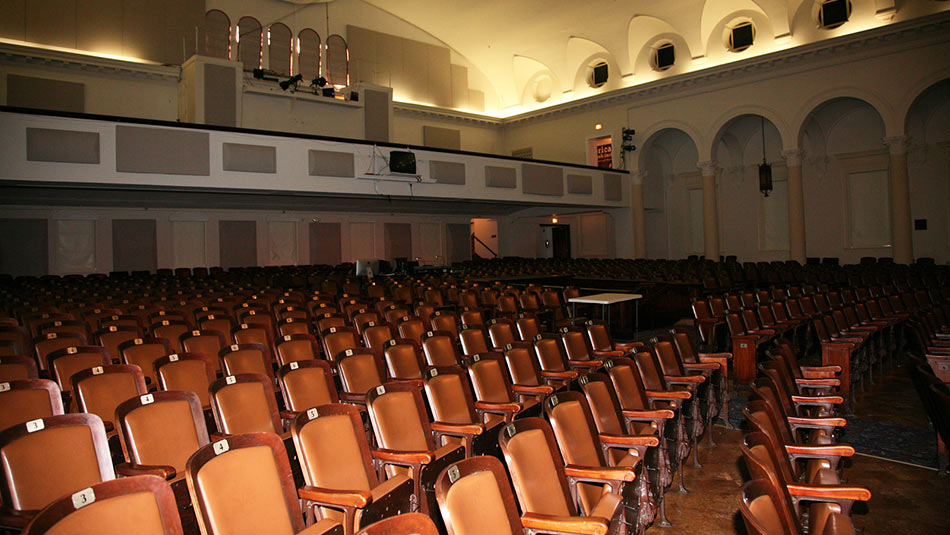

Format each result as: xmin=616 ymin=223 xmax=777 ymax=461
xmin=311 ymin=76 xmax=327 ymax=87
xmin=279 ymin=74 xmax=302 ymax=91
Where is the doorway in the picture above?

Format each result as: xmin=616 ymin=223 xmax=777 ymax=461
xmin=470 ymin=218 xmax=498 ymax=259
xmin=540 ymin=224 xmax=571 ymax=259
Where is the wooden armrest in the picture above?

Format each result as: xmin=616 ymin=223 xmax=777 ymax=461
xmin=731 ymin=334 xmax=762 ymax=342
xmin=785 ymin=444 xmax=855 ymax=457
xmin=592 ymin=349 xmax=625 ymax=357
xmin=210 ymin=432 xmax=228 ymax=442
xmin=520 ymin=512 xmax=609 ymax=535
xmin=390 ymin=378 xmax=425 ymax=389
xmin=698 ymin=352 xmax=732 ymax=360
xmin=564 ymin=464 xmax=636 ymax=483
xmin=683 ymin=362 xmax=719 ymax=370
xmin=791 ymin=395 xmax=844 ymax=405
xmin=298 ymin=485 xmax=371 ymax=508
xmin=801 ymin=366 xmax=842 ymax=373
xmin=0 ymin=508 xmax=34 ymax=529
xmin=541 ymin=370 xmax=579 ymax=379
xmin=665 ymin=374 xmax=705 ymax=383
xmin=568 ymin=359 xmax=604 ymax=368
xmin=103 ymin=421 xmax=114 ymax=433
xmin=431 ymin=421 xmax=484 ymax=436
xmin=786 ymin=483 xmax=871 ymax=501
xmin=371 ymin=448 xmax=433 ymax=464
xmin=474 ymin=401 xmax=522 ymax=413
xmin=622 ymin=409 xmax=675 ymax=420
xmin=795 ymin=378 xmax=841 ymax=387
xmin=339 ymin=392 xmax=367 ymax=403
xmin=787 ymin=416 xmax=847 ymax=427
xmin=646 ymin=390 xmax=691 ymax=399
xmin=599 ymin=433 xmax=659 ymax=448
xmin=753 ymin=329 xmax=777 ymax=335
xmin=512 ymin=384 xmax=555 ymax=395
xmin=279 ymin=410 xmax=297 ymax=421
xmin=115 ymin=462 xmax=176 ymax=480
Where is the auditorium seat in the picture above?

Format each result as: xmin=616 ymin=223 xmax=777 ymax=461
xmin=185 ymin=432 xmax=342 ymax=535
xmin=0 ymin=354 xmax=39 ymax=382
xmin=23 ymin=475 xmax=183 ymax=535
xmin=421 ymin=365 xmax=502 ymax=457
xmin=337 ymin=348 xmax=389 ymax=405
xmin=278 ymin=359 xmax=339 ymax=416
xmin=421 ymin=330 xmax=462 ymax=367
xmin=72 ymin=364 xmax=148 ymax=436
xmin=321 ymin=326 xmax=361 ymax=366
xmin=219 ymin=343 xmax=273 ymax=384
xmin=466 ymin=351 xmax=547 ymax=419
xmin=355 ymin=513 xmax=436 ymax=535
xmin=0 ymin=379 xmax=64 ymax=432
xmin=504 ymin=345 xmax=573 ymax=391
xmin=382 ymin=338 xmax=427 ymax=381
xmin=47 ymin=345 xmax=111 ymax=411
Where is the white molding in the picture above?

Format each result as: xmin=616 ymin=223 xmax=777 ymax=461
xmin=0 ymin=40 xmax=179 ymax=81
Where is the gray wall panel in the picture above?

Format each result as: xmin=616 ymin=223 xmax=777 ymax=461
xmin=204 ymin=63 xmax=237 ymax=127
xmin=429 ymin=161 xmax=465 ymax=185
xmin=308 ymin=150 xmax=355 ymax=178
xmin=222 ymin=143 xmax=276 ymax=173
xmin=115 ymin=125 xmax=210 ymax=175
xmin=567 ymin=174 xmax=592 ymax=195
xmin=0 ymin=218 xmax=48 ymax=277
xmin=604 ymin=173 xmax=622 ymax=201
xmin=26 ymin=128 xmax=100 ymax=164
xmin=522 ymin=164 xmax=563 ymax=196
xmin=485 ymin=166 xmax=516 ymax=189
xmin=112 ymin=219 xmax=157 ymax=272
xmin=7 ymin=74 xmax=83 ymax=113
xmin=309 ymin=222 xmax=341 ymax=265
xmin=219 ymin=220 xmax=257 ymax=269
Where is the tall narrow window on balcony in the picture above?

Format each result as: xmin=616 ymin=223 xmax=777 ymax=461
xmin=204 ymin=10 xmax=231 ymax=60
xmin=237 ymin=16 xmax=263 ymax=71
xmin=297 ymin=29 xmax=321 ymax=83
xmin=268 ymin=23 xmax=292 ymax=76
xmin=325 ymin=34 xmax=349 ymax=87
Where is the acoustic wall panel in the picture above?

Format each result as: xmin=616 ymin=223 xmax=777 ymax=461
xmin=522 ymin=164 xmax=563 ymax=196
xmin=26 ymin=128 xmax=100 ymax=164
xmin=171 ymin=220 xmax=206 ymax=268
xmin=219 ymin=220 xmax=257 ymax=269
xmin=418 ymin=223 xmax=442 ymax=263
xmin=115 ymin=125 xmax=210 ymax=175
xmin=485 ymin=166 xmax=516 ymax=189
xmin=422 ymin=126 xmax=461 ymax=150
xmin=7 ymin=74 xmax=84 ymax=113
xmin=384 ymin=223 xmax=412 ymax=261
xmin=268 ymin=221 xmax=297 ymax=265
xmin=0 ymin=218 xmax=48 ymax=277
xmin=310 ymin=222 xmax=342 ymax=265
xmin=567 ymin=174 xmax=592 ymax=195
xmin=204 ymin=63 xmax=237 ymax=127
xmin=364 ymin=89 xmax=390 ymax=143
xmin=603 ymin=173 xmax=622 ymax=201
xmin=112 ymin=219 xmax=157 ymax=272
xmin=53 ymin=219 xmax=95 ymax=273
xmin=350 ymin=222 xmax=376 ymax=260
xmin=308 ymin=150 xmax=355 ymax=178
xmin=222 ymin=143 xmax=276 ymax=173
xmin=446 ymin=223 xmax=471 ymax=264
xmin=429 ymin=161 xmax=465 ymax=185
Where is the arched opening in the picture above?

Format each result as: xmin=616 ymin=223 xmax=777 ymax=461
xmin=204 ymin=10 xmax=231 ymax=60
xmin=237 ymin=16 xmax=263 ymax=71
xmin=267 ymin=23 xmax=292 ymax=77
xmin=325 ymin=34 xmax=349 ymax=87
xmin=297 ymin=29 xmax=321 ymax=83
xmin=639 ymin=128 xmax=699 ymax=259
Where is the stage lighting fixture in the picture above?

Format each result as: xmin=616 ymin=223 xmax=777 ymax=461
xmin=279 ymin=74 xmax=303 ymax=91
xmin=311 ymin=76 xmax=327 ymax=87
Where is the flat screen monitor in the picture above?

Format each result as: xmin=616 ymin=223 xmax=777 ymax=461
xmin=390 ymin=151 xmax=416 ymax=174
xmin=355 ymin=259 xmax=379 ymax=278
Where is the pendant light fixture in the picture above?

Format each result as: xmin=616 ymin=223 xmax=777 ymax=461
xmin=759 ymin=115 xmax=773 ymax=197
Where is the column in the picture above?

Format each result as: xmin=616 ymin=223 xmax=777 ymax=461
xmin=884 ymin=136 xmax=913 ymax=264
xmin=698 ymin=161 xmax=720 ymax=261
xmin=631 ymin=171 xmax=647 ymax=258
xmin=783 ymin=149 xmax=806 ymax=264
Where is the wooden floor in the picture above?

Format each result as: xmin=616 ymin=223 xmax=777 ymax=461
xmin=653 ymin=362 xmax=950 ymax=535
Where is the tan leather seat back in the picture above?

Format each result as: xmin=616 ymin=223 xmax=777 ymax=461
xmin=748 ymin=493 xmax=785 ymax=534
xmin=516 ymin=318 xmax=540 ymax=341
xmin=0 ymin=361 xmax=31 ymax=381
xmin=194 ymin=445 xmax=296 ymax=535
xmin=363 ymin=325 xmax=392 ymax=350
xmin=124 ymin=400 xmax=202 ymax=474
xmin=504 ymin=348 xmax=540 ymax=387
xmin=505 ymin=428 xmax=571 ymax=516
xmin=181 ymin=337 xmax=223 ymax=373
xmin=562 ymin=332 xmax=589 ymax=361
xmin=159 ymin=360 xmax=211 ymax=408
xmin=606 ymin=363 xmax=648 ymax=410
xmin=548 ymin=400 xmax=600 ymax=466
xmin=46 ymin=490 xmax=166 ymax=535
xmin=324 ymin=332 xmax=359 ymax=363
xmin=459 ymin=330 xmax=488 ymax=356
xmin=276 ymin=339 xmax=317 ymax=365
xmin=469 ymin=359 xmax=510 ymax=403
xmin=632 ymin=352 xmax=664 ymax=390
xmin=52 ymin=354 xmax=105 ymax=393
xmin=340 ymin=354 xmax=384 ymax=395
xmin=214 ymin=382 xmax=277 ymax=434
xmin=582 ymin=381 xmax=624 ymax=435
xmin=423 ymin=336 xmax=457 ymax=367
xmin=587 ymin=324 xmax=611 ymax=351
xmin=445 ymin=471 xmax=516 ymax=535
xmin=3 ymin=425 xmax=104 ymax=510
xmin=654 ymin=342 xmax=683 ymax=376
xmin=0 ymin=388 xmax=56 ymax=431
xmin=282 ymin=368 xmax=334 ymax=411
xmin=121 ymin=343 xmax=166 ymax=385
xmin=222 ymin=348 xmax=268 ymax=377
xmin=297 ymin=414 xmax=371 ymax=492
xmin=152 ymin=325 xmax=187 ymax=353
xmin=76 ymin=373 xmax=140 ymax=427
xmin=425 ymin=374 xmax=473 ymax=424
xmin=371 ymin=391 xmax=428 ymax=451
xmin=534 ymin=339 xmax=564 ymax=372
xmin=488 ymin=323 xmax=515 ymax=348
xmin=384 ymin=345 xmax=423 ymax=380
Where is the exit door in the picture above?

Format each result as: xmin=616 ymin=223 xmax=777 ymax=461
xmin=540 ymin=224 xmax=571 ymax=259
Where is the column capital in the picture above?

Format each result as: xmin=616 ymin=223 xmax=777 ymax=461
xmin=782 ymin=149 xmax=804 ymax=166
xmin=697 ymin=160 xmax=718 ymax=176
xmin=883 ymin=135 xmax=910 ymax=155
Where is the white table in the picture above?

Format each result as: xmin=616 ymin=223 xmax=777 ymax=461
xmin=568 ymin=293 xmax=643 ymax=334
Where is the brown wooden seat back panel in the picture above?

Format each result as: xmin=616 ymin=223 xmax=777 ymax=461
xmin=124 ymin=400 xmax=203 ymax=474
xmin=214 ymin=382 xmax=278 ymax=435
xmin=504 ymin=428 xmax=571 ymax=516
xmin=296 ymin=413 xmax=372 ymax=492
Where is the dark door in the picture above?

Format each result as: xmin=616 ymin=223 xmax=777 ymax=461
xmin=551 ymin=225 xmax=571 ymax=259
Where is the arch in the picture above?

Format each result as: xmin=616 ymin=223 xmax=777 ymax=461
xmin=268 ymin=23 xmax=292 ymax=77
xmin=325 ymin=34 xmax=348 ymax=87
xmin=707 ymin=105 xmax=789 ymax=160
xmin=791 ymin=86 xmax=895 ymax=146
xmin=297 ymin=29 xmax=321 ymax=83
xmin=237 ymin=16 xmax=263 ymax=71
xmin=636 ymin=120 xmax=704 ymax=170
xmin=699 ymin=0 xmax=769 ymax=58
xmin=567 ymin=37 xmax=622 ymax=95
xmin=204 ymin=10 xmax=231 ymax=60
xmin=899 ymin=69 xmax=950 ymax=133
xmin=627 ymin=15 xmax=694 ymax=75
xmin=513 ymin=55 xmax=561 ymax=107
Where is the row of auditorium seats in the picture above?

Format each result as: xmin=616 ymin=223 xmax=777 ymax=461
xmin=0 ymin=269 xmax=735 ymax=533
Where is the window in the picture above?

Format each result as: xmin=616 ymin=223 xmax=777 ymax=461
xmin=653 ymin=43 xmax=675 ymax=71
xmin=729 ymin=21 xmax=755 ymax=52
xmin=267 ymin=23 xmax=292 ymax=76
xmin=587 ymin=61 xmax=609 ymax=88
xmin=204 ymin=10 xmax=231 ymax=60
xmin=325 ymin=34 xmax=349 ymax=87
xmin=297 ymin=29 xmax=321 ymax=83
xmin=818 ymin=0 xmax=851 ymax=29
xmin=237 ymin=16 xmax=263 ymax=71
